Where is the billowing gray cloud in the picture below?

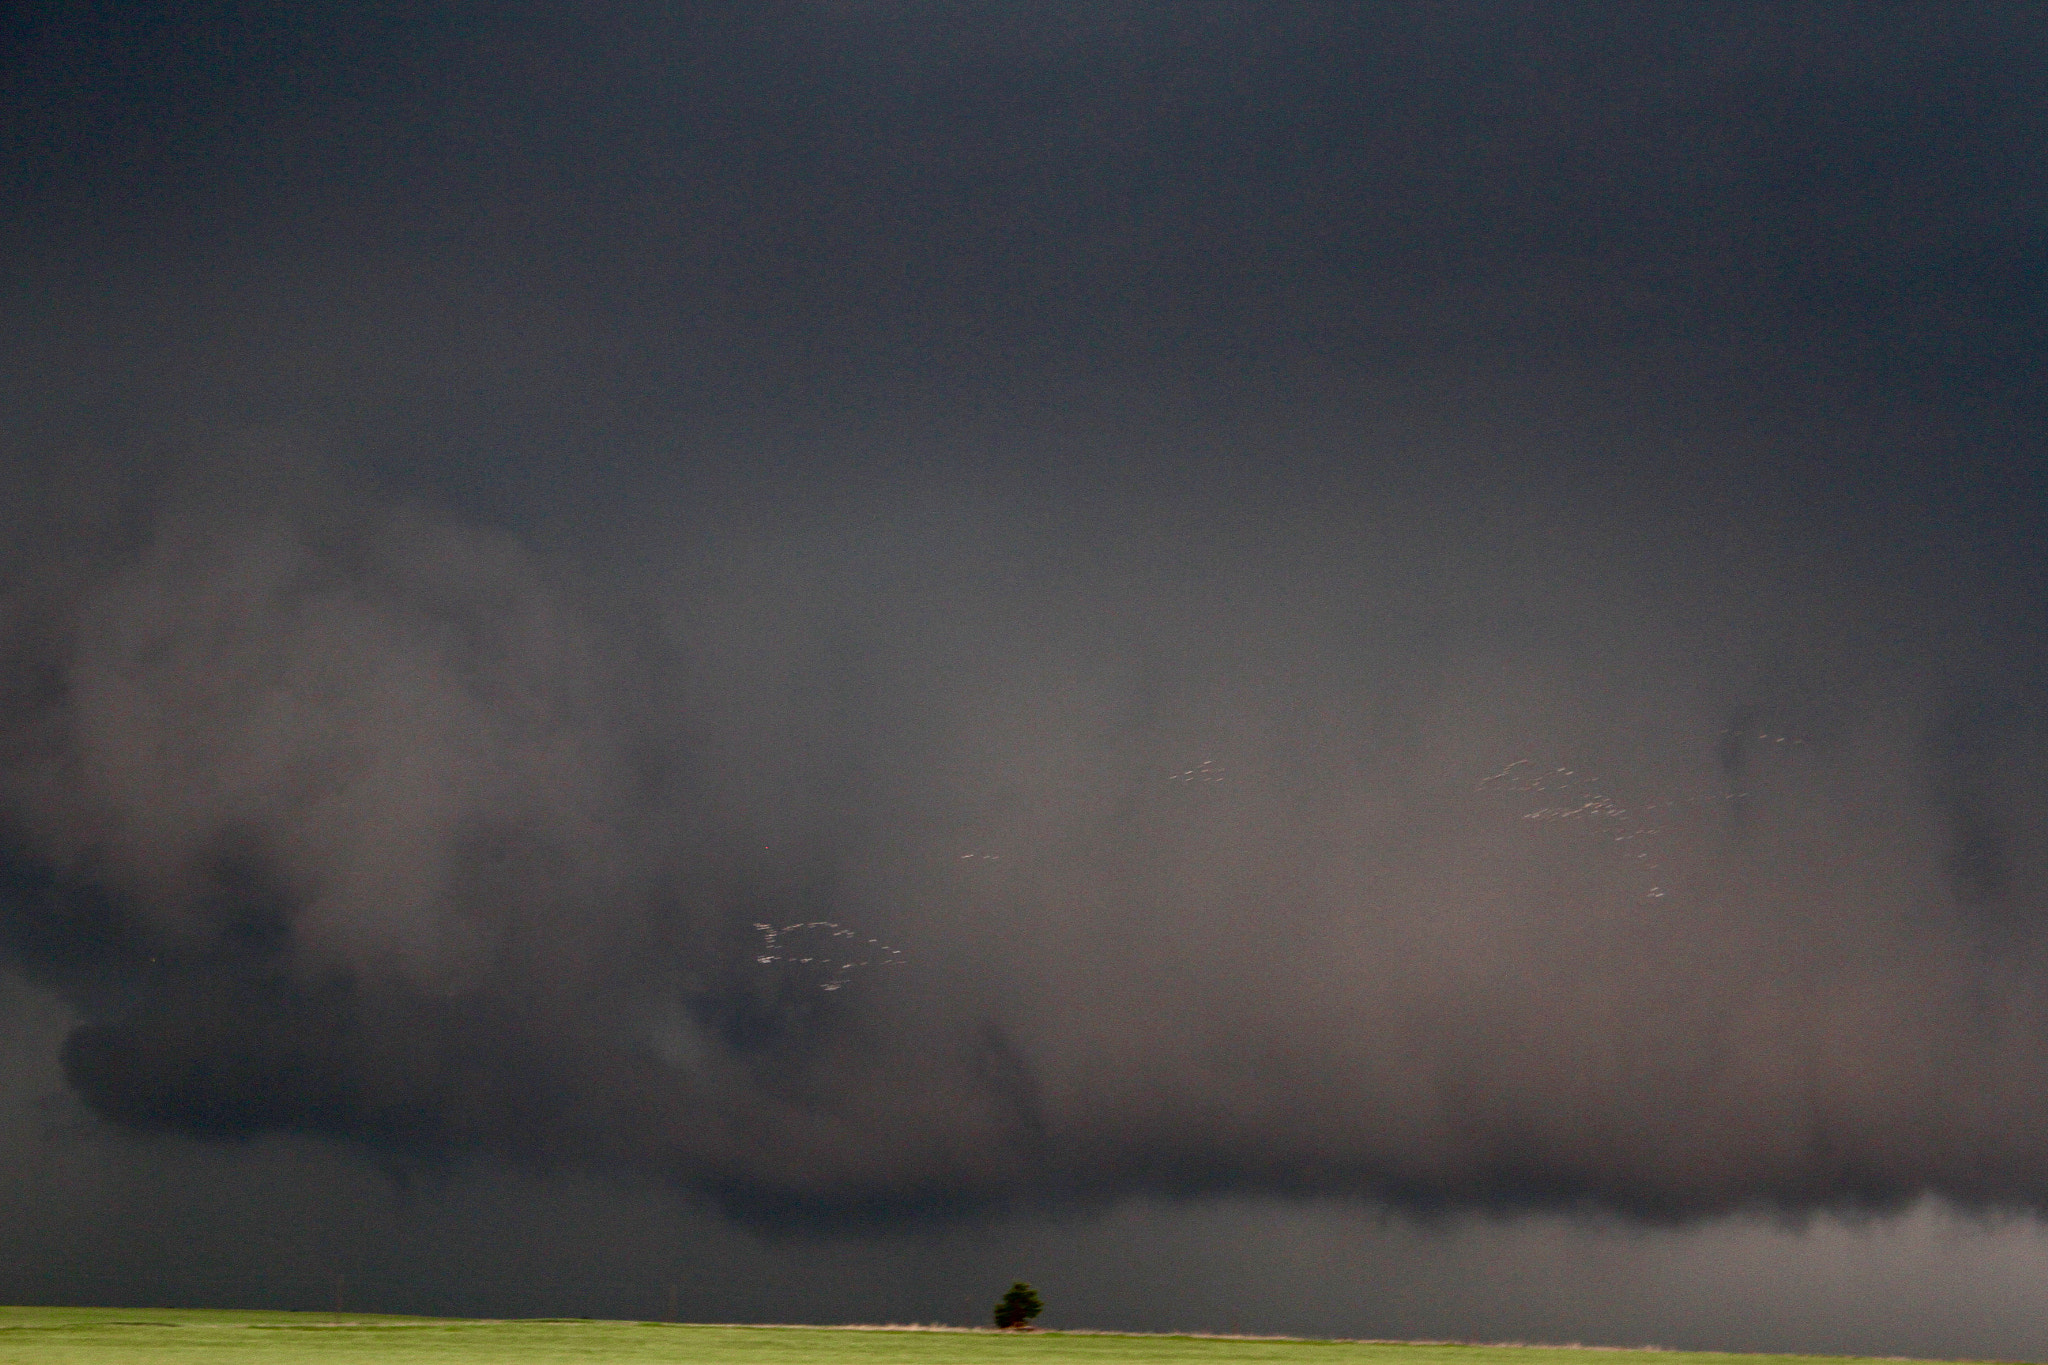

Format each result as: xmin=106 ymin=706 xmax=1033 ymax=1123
xmin=0 ymin=430 xmax=2040 ymax=1228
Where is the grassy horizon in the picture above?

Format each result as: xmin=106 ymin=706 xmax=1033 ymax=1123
xmin=0 ymin=1308 xmax=2027 ymax=1365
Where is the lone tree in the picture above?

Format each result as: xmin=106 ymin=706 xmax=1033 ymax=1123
xmin=993 ymin=1281 xmax=1044 ymax=1331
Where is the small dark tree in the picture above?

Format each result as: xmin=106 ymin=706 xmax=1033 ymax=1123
xmin=993 ymin=1281 xmax=1044 ymax=1330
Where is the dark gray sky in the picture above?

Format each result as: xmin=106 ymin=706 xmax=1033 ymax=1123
xmin=3 ymin=2 xmax=2047 ymax=1353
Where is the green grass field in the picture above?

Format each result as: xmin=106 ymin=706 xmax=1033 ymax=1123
xmin=0 ymin=1308 xmax=2008 ymax=1365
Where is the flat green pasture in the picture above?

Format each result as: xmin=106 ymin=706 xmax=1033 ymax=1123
xmin=0 ymin=1309 xmax=1987 ymax=1365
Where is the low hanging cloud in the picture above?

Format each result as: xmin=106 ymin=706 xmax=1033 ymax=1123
xmin=0 ymin=441 xmax=2041 ymax=1227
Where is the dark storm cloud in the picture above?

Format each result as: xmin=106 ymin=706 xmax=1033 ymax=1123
xmin=1 ymin=0 xmax=2045 ymax=1250
xmin=0 ymin=434 xmax=2042 ymax=1226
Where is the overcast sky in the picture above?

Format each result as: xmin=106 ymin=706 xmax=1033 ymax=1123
xmin=3 ymin=2 xmax=2047 ymax=1354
